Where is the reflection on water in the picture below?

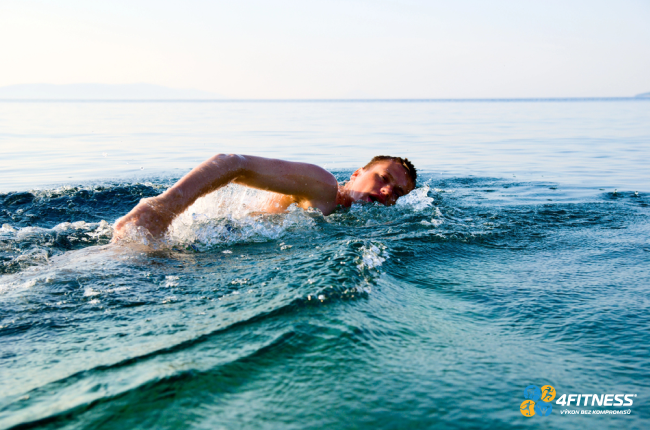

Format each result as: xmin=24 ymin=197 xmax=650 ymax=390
xmin=0 ymin=100 xmax=649 ymax=191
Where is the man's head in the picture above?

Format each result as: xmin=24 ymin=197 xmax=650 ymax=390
xmin=344 ymin=155 xmax=417 ymax=206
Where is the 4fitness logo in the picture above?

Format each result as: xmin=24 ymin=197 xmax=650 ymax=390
xmin=519 ymin=384 xmax=637 ymax=417
xmin=520 ymin=385 xmax=556 ymax=417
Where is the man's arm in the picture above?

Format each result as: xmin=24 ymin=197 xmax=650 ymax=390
xmin=113 ymin=154 xmax=338 ymax=239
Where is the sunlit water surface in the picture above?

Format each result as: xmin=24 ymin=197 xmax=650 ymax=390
xmin=1 ymin=101 xmax=649 ymax=429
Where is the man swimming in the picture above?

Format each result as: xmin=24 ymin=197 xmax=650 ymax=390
xmin=113 ymin=154 xmax=417 ymax=239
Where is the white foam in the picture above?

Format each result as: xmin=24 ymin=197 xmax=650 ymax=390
xmin=396 ymin=185 xmax=434 ymax=211
xmin=357 ymin=243 xmax=388 ymax=270
xmin=0 ymin=278 xmax=38 ymax=294
xmin=165 ymin=185 xmax=317 ymax=249
xmin=420 ymin=207 xmax=445 ymax=227
xmin=3 ymin=220 xmax=112 ymax=242
xmin=83 ymin=287 xmax=100 ymax=297
xmin=1 ymin=224 xmax=17 ymax=233
xmin=164 ymin=276 xmax=179 ymax=288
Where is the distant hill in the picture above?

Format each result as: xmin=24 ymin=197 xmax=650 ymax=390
xmin=636 ymin=92 xmax=650 ymax=98
xmin=0 ymin=83 xmax=223 ymax=99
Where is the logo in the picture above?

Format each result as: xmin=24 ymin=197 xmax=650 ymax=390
xmin=541 ymin=385 xmax=556 ymax=402
xmin=535 ymin=400 xmax=553 ymax=416
xmin=520 ymin=384 xmax=554 ymax=417
xmin=518 ymin=383 xmax=637 ymax=417
xmin=524 ymin=385 xmax=541 ymax=401
xmin=520 ymin=400 xmax=536 ymax=417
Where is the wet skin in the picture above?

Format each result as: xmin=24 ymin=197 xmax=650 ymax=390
xmin=113 ymin=155 xmax=415 ymax=240
xmin=337 ymin=160 xmax=415 ymax=207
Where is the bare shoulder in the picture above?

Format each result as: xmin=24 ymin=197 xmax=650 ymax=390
xmin=235 ymin=156 xmax=339 ymax=215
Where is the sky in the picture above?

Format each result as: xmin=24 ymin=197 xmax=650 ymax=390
xmin=1 ymin=0 xmax=649 ymax=98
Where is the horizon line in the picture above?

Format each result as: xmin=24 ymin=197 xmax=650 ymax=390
xmin=0 ymin=97 xmax=648 ymax=103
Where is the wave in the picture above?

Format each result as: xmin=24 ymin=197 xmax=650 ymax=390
xmin=1 ymin=175 xmax=649 ymax=429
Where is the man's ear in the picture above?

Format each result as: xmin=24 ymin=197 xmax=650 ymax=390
xmin=350 ymin=168 xmax=363 ymax=181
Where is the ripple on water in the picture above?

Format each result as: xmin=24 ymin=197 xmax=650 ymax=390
xmin=1 ymin=175 xmax=650 ymax=429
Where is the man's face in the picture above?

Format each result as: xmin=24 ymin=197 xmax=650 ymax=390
xmin=346 ymin=160 xmax=415 ymax=206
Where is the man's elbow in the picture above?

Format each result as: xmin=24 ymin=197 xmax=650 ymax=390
xmin=207 ymin=153 xmax=246 ymax=176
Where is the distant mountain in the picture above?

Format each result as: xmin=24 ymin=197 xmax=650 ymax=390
xmin=636 ymin=92 xmax=650 ymax=98
xmin=0 ymin=83 xmax=223 ymax=99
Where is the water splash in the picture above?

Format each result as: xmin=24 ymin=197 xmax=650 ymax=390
xmin=396 ymin=185 xmax=434 ymax=211
xmin=0 ymin=220 xmax=113 ymax=274
xmin=165 ymin=185 xmax=320 ymax=250
xmin=357 ymin=243 xmax=388 ymax=270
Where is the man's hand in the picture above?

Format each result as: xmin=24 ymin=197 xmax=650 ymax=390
xmin=112 ymin=197 xmax=176 ymax=241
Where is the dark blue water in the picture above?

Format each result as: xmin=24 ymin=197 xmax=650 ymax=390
xmin=1 ymin=101 xmax=650 ymax=429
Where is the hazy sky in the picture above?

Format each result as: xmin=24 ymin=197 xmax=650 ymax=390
xmin=1 ymin=0 xmax=649 ymax=98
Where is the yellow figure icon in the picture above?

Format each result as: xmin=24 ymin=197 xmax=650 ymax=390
xmin=541 ymin=385 xmax=556 ymax=402
xmin=520 ymin=400 xmax=536 ymax=417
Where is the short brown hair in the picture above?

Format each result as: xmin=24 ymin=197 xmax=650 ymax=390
xmin=364 ymin=155 xmax=417 ymax=185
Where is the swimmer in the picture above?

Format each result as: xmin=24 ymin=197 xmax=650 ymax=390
xmin=113 ymin=154 xmax=417 ymax=239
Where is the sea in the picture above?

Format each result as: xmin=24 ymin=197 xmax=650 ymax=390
xmin=1 ymin=99 xmax=649 ymax=429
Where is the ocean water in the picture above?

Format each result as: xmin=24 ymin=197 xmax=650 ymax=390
xmin=1 ymin=100 xmax=649 ymax=429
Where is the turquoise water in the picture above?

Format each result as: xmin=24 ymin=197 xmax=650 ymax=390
xmin=1 ymin=101 xmax=649 ymax=429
